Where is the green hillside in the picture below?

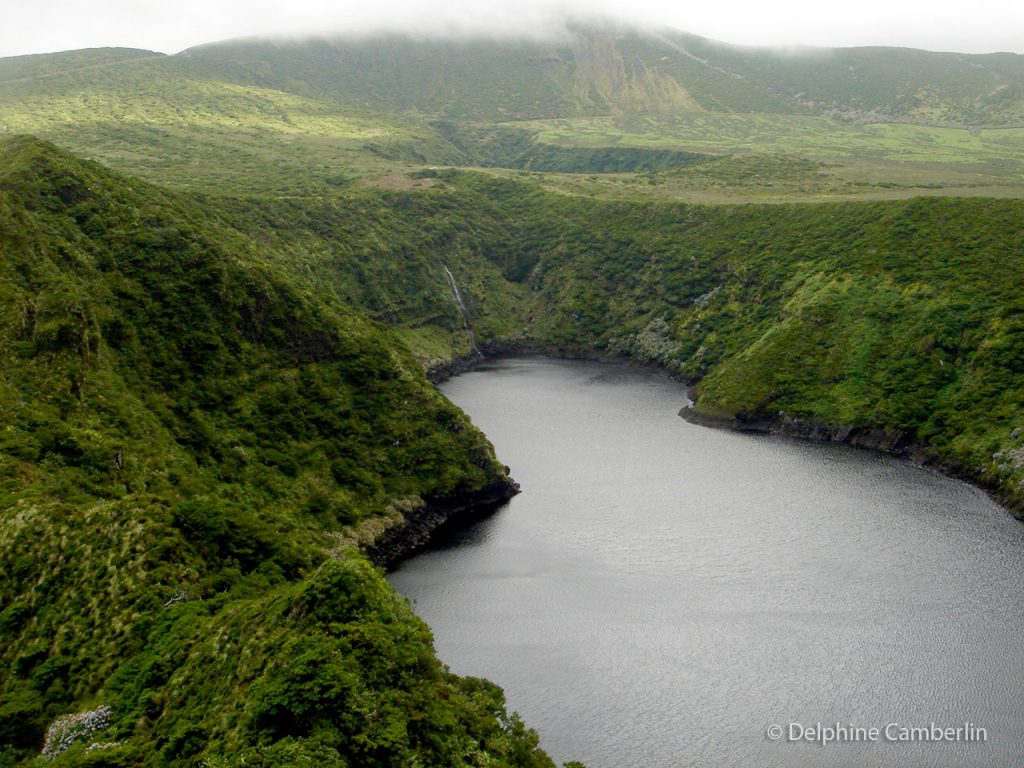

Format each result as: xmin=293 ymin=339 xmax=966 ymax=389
xmin=485 ymin=183 xmax=1024 ymax=514
xmin=620 ymin=29 xmax=1024 ymax=124
xmin=0 ymin=136 xmax=551 ymax=768
xmin=0 ymin=47 xmax=465 ymax=195
xmin=2 ymin=28 xmax=1023 ymax=199
xmin=181 ymin=27 xmax=1024 ymax=124
xmin=179 ymin=30 xmax=699 ymax=121
xmin=145 ymin=164 xmax=1024 ymax=516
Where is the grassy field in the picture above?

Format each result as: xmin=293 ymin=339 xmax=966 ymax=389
xmin=2 ymin=40 xmax=1022 ymax=202
xmin=506 ymin=114 xmax=1024 ymax=201
xmin=17 ymin=112 xmax=1017 ymax=203
xmin=0 ymin=52 xmax=461 ymax=195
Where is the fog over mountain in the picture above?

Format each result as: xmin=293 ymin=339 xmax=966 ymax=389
xmin=2 ymin=0 xmax=1022 ymax=58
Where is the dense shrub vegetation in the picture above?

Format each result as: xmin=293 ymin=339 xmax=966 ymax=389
xmin=195 ymin=169 xmax=1024 ymax=516
xmin=506 ymin=189 xmax=1024 ymax=511
xmin=2 ymin=127 xmax=1023 ymax=766
xmin=0 ymin=137 xmax=549 ymax=767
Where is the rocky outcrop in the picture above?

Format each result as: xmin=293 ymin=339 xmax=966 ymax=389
xmin=570 ymin=32 xmax=701 ymax=114
xmin=731 ymin=412 xmax=909 ymax=453
xmin=679 ymin=405 xmax=1024 ymax=520
xmin=364 ymin=479 xmax=520 ymax=567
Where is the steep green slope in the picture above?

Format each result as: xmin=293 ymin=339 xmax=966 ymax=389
xmin=0 ymin=137 xmax=551 ymax=767
xmin=199 ymin=186 xmax=533 ymax=360
xmin=472 ymin=182 xmax=1024 ymax=513
xmin=171 ymin=166 xmax=1024 ymax=516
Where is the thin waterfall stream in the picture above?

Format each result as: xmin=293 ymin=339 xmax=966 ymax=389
xmin=442 ymin=264 xmax=480 ymax=355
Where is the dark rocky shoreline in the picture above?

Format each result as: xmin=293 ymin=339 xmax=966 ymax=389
xmin=426 ymin=341 xmax=567 ymax=384
xmin=679 ymin=405 xmax=1024 ymax=521
xmin=386 ymin=344 xmax=674 ymax=570
xmin=366 ymin=479 xmax=521 ymax=568
xmin=411 ymin=348 xmax=1022 ymax=573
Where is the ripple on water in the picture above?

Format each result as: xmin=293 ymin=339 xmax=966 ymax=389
xmin=389 ymin=357 xmax=1024 ymax=768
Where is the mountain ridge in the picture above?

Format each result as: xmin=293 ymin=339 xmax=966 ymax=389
xmin=4 ymin=24 xmax=1020 ymax=128
xmin=3 ymin=24 xmax=1021 ymax=202
xmin=173 ymin=25 xmax=1024 ymax=124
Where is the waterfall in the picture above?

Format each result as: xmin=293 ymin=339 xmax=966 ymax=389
xmin=442 ymin=265 xmax=481 ymax=356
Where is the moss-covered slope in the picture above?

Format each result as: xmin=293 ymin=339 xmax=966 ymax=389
xmin=0 ymin=136 xmax=550 ymax=767
xmin=485 ymin=186 xmax=1024 ymax=513
xmin=194 ymin=167 xmax=1024 ymax=513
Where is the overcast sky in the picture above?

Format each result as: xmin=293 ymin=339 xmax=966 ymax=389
xmin=2 ymin=0 xmax=1022 ymax=58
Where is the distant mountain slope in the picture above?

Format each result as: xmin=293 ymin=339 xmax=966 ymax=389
xmin=179 ymin=26 xmax=1024 ymax=125
xmin=0 ymin=48 xmax=162 ymax=84
xmin=6 ymin=25 xmax=1019 ymax=132
xmin=2 ymin=26 xmax=1022 ymax=199
xmin=636 ymin=29 xmax=1024 ymax=124
xmin=0 ymin=46 xmax=467 ymax=194
xmin=180 ymin=30 xmax=700 ymax=121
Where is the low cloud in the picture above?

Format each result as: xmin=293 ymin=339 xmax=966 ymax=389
xmin=1 ymin=0 xmax=1021 ymax=58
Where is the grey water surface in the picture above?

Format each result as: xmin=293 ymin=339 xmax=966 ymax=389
xmin=387 ymin=357 xmax=1024 ymax=768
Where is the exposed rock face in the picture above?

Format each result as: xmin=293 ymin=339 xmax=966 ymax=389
xmin=571 ymin=32 xmax=700 ymax=114
xmin=738 ymin=414 xmax=909 ymax=453
xmin=365 ymin=479 xmax=520 ymax=567
xmin=679 ymin=405 xmax=1024 ymax=520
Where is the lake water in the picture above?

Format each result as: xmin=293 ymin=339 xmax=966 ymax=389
xmin=387 ymin=357 xmax=1024 ymax=768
